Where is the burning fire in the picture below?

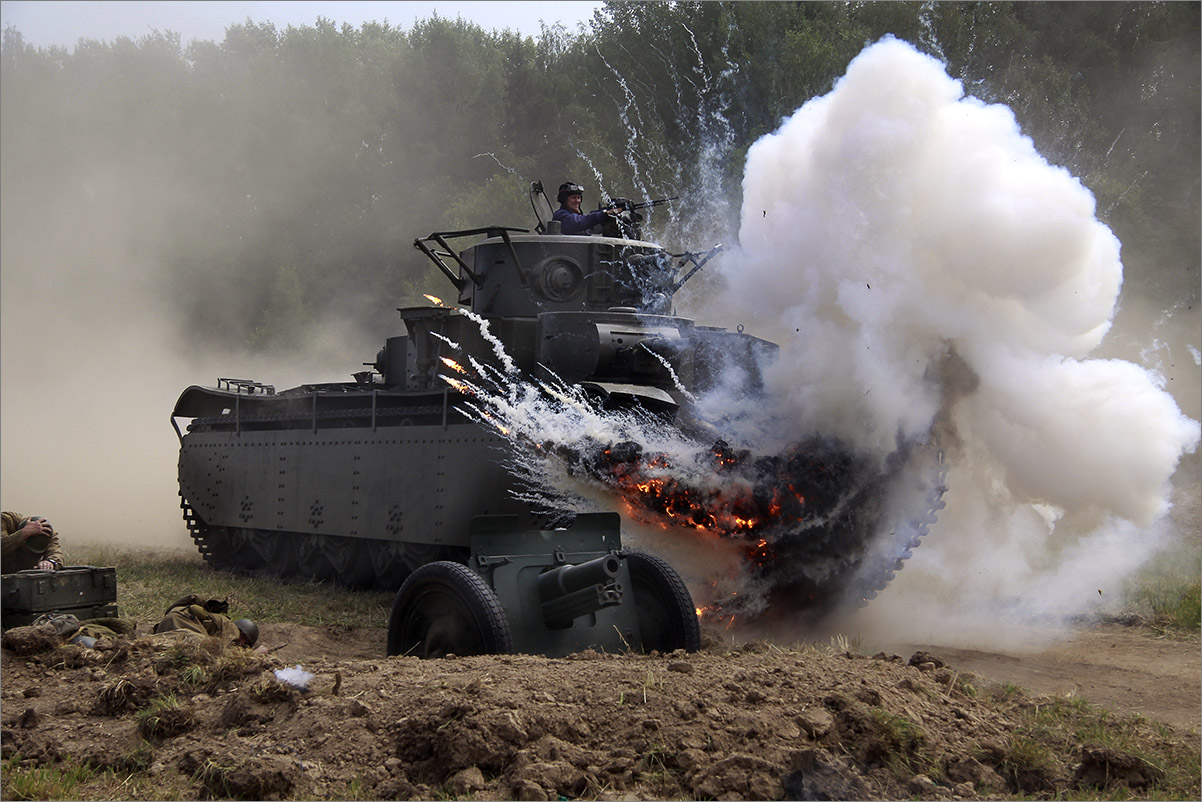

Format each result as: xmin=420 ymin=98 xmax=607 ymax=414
xmin=423 ymin=293 xmax=445 ymax=306
xmin=429 ymin=311 xmax=934 ymax=622
xmin=695 ymin=601 xmax=740 ymax=628
xmin=542 ymin=432 xmax=892 ymax=621
xmin=571 ymin=439 xmax=816 ymax=547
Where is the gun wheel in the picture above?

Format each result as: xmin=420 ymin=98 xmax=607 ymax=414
xmin=386 ymin=561 xmax=513 ymax=658
xmin=625 ymin=551 xmax=701 ymax=653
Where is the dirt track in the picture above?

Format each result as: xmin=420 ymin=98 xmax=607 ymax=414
xmin=901 ymin=623 xmax=1200 ymax=732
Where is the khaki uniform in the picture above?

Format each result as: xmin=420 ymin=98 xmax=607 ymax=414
xmin=1 ymin=511 xmax=64 ymax=573
xmin=152 ymin=603 xmax=243 ymax=646
xmin=35 ymin=613 xmax=134 ymax=643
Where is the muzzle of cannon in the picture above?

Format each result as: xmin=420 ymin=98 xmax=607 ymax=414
xmin=538 ymin=553 xmax=624 ymax=629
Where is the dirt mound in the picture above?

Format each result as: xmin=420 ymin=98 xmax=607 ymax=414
xmin=3 ymin=621 xmax=1196 ymax=800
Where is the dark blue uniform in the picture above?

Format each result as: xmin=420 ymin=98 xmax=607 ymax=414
xmin=553 ymin=207 xmax=608 ymax=235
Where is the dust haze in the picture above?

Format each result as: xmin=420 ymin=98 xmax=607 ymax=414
xmin=0 ymin=166 xmax=380 ymax=551
xmin=0 ymin=30 xmax=430 ymax=552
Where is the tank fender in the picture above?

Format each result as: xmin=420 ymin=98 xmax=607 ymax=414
xmin=579 ymin=381 xmax=679 ymax=411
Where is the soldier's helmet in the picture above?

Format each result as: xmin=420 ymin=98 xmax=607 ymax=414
xmin=557 ymin=182 xmax=585 ymax=204
xmin=234 ymin=619 xmax=259 ymax=647
xmin=22 ymin=518 xmax=52 ymax=553
xmin=25 ymin=533 xmax=51 ymax=553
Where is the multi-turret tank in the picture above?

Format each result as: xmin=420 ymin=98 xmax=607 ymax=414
xmin=170 ymin=182 xmax=944 ymax=658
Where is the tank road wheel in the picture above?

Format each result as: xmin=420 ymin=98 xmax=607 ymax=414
xmin=386 ymin=561 xmax=512 ymax=659
xmin=321 ymin=537 xmax=375 ymax=589
xmin=227 ymin=527 xmax=266 ymax=571
xmin=297 ymin=534 xmax=338 ymax=582
xmin=269 ymin=532 xmax=301 ymax=580
xmin=367 ymin=541 xmax=412 ymax=590
xmin=196 ymin=525 xmax=257 ymax=574
xmin=624 ymin=551 xmax=701 ymax=654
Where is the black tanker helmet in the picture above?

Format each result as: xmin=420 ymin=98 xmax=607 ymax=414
xmin=557 ymin=182 xmax=585 ymax=204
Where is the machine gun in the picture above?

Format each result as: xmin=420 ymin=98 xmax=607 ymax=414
xmin=528 ymin=180 xmax=678 ymax=238
xmin=600 ymin=196 xmax=678 ymax=240
xmin=605 ymin=196 xmax=678 ymax=213
xmin=627 ymin=196 xmax=678 ymax=212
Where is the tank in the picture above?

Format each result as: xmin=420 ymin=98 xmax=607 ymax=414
xmin=171 ymin=182 xmax=945 ymax=656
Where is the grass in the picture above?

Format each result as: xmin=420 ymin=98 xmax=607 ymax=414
xmin=8 ymin=546 xmax=1194 ymax=802
xmin=193 ymin=756 xmax=239 ymax=799
xmin=995 ymin=732 xmax=1059 ymax=795
xmin=992 ymin=690 xmax=1202 ymax=800
xmin=1118 ymin=532 xmax=1201 ymax=635
xmin=2 ymin=757 xmax=100 ymax=801
xmin=1 ymin=755 xmax=194 ymax=801
xmin=1124 ymin=580 xmax=1201 ymax=633
xmin=869 ymin=707 xmax=930 ymax=780
xmin=67 ymin=545 xmax=393 ymax=629
xmin=135 ymin=694 xmax=193 ymax=742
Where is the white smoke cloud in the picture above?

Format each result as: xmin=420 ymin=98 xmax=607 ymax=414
xmin=711 ymin=37 xmax=1200 ymax=645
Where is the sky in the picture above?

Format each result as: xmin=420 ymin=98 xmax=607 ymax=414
xmin=0 ymin=0 xmax=605 ymax=47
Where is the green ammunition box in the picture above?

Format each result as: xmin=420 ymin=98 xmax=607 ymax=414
xmin=1 ymin=566 xmax=118 ymax=629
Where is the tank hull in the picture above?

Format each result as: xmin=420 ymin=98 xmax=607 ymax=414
xmin=179 ymin=419 xmax=521 ymax=546
xmin=174 ymin=383 xmax=535 ymax=588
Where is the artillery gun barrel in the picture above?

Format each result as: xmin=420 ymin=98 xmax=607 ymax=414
xmin=538 ymin=554 xmax=621 ymax=600
xmin=538 ymin=554 xmax=624 ymax=628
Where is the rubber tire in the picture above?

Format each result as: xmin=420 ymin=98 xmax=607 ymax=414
xmin=386 ymin=561 xmax=512 ymax=658
xmin=625 ymin=551 xmax=701 ymax=653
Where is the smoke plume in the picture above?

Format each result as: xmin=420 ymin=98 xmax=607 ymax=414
xmin=709 ymin=37 xmax=1200 ymax=646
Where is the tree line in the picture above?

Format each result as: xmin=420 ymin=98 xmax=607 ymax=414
xmin=1 ymin=1 xmax=1196 ymax=354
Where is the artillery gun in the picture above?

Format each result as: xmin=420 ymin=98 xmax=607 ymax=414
xmin=170 ymin=181 xmax=771 ymax=657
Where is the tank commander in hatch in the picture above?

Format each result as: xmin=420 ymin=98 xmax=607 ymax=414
xmin=552 ymin=181 xmax=624 ymax=235
xmin=1 ymin=511 xmax=64 ymax=572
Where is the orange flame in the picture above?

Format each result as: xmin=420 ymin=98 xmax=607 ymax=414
xmin=423 ymin=294 xmax=444 ymax=306
xmin=478 ymin=411 xmax=510 ymax=437
xmin=440 ymin=375 xmax=472 ymax=394
xmin=440 ymin=357 xmax=467 ymax=374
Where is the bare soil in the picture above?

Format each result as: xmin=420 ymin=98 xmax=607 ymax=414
xmin=903 ymin=622 xmax=1201 ymax=733
xmin=2 ymin=618 xmax=1197 ymax=800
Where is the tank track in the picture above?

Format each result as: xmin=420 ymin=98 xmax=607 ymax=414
xmin=841 ymin=443 xmax=947 ymax=606
xmin=720 ymin=438 xmax=948 ymax=622
xmin=178 ymin=440 xmax=948 ymax=605
xmin=180 ymin=496 xmax=467 ymax=590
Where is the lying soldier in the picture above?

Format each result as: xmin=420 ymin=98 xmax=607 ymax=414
xmin=152 ymin=594 xmax=258 ymax=649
